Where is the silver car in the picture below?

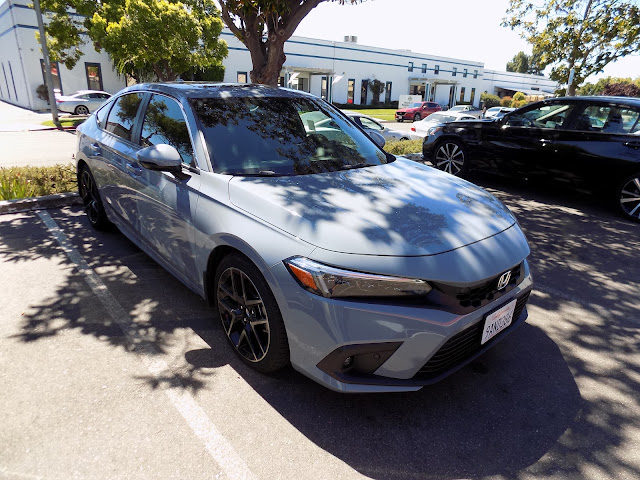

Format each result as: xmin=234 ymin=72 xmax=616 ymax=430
xmin=448 ymin=104 xmax=483 ymax=118
xmin=56 ymin=90 xmax=111 ymax=115
xmin=76 ymin=83 xmax=533 ymax=393
xmin=410 ymin=112 xmax=476 ymax=138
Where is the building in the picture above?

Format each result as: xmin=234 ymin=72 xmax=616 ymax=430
xmin=0 ymin=0 xmax=125 ymax=111
xmin=1 ymin=0 xmax=558 ymax=111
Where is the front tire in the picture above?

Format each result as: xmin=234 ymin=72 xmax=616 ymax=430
xmin=413 ymin=113 xmax=421 ymax=121
xmin=214 ymin=254 xmax=290 ymax=373
xmin=617 ymin=173 xmax=640 ymax=223
xmin=432 ymin=140 xmax=469 ymax=177
xmin=78 ymin=165 xmax=111 ymax=230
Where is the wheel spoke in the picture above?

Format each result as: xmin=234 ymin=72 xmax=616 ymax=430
xmin=633 ymin=178 xmax=640 ymax=191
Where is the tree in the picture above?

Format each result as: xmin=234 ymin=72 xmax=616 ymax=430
xmin=40 ymin=0 xmax=228 ymax=82
xmin=502 ymin=0 xmax=640 ymax=96
xmin=579 ymin=76 xmax=640 ymax=95
xmin=218 ymin=0 xmax=361 ymax=86
xmin=603 ymin=82 xmax=640 ymax=97
xmin=480 ymin=92 xmax=501 ymax=108
xmin=368 ymin=79 xmax=385 ymax=105
xmin=506 ymin=51 xmax=529 ymax=73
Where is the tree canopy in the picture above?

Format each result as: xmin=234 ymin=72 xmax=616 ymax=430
xmin=40 ymin=0 xmax=228 ymax=82
xmin=502 ymin=0 xmax=640 ymax=95
xmin=506 ymin=50 xmax=544 ymax=75
xmin=218 ymin=0 xmax=362 ymax=86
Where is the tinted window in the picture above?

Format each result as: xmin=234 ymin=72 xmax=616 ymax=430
xmin=140 ymin=95 xmax=194 ymax=166
xmin=95 ymin=101 xmax=111 ymax=129
xmin=359 ymin=117 xmax=383 ymax=130
xmin=190 ymin=96 xmax=389 ymax=176
xmin=576 ymin=105 xmax=640 ymax=134
xmin=105 ymin=93 xmax=144 ymax=142
xmin=506 ymin=103 xmax=574 ymax=129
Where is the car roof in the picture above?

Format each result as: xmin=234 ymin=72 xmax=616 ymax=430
xmin=548 ymin=96 xmax=640 ymax=108
xmin=117 ymin=82 xmax=314 ymax=102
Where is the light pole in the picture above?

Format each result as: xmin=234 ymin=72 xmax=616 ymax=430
xmin=33 ymin=0 xmax=61 ymax=129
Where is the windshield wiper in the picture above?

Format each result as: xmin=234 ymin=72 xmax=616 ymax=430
xmin=337 ymin=162 xmax=376 ymax=171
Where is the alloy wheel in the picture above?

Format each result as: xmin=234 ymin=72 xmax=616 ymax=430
xmin=619 ymin=176 xmax=640 ymax=221
xmin=434 ymin=142 xmax=465 ymax=176
xmin=76 ymin=105 xmax=89 ymax=115
xmin=80 ymin=169 xmax=100 ymax=225
xmin=217 ymin=267 xmax=270 ymax=363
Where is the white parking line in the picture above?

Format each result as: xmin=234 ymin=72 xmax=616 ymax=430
xmin=37 ymin=210 xmax=257 ymax=480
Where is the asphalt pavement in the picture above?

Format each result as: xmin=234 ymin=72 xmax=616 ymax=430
xmin=1 ymin=172 xmax=639 ymax=479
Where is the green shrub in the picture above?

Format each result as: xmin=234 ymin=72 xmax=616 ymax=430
xmin=384 ymin=139 xmax=422 ymax=156
xmin=480 ymin=93 xmax=501 ymax=108
xmin=0 ymin=165 xmax=77 ymax=201
xmin=512 ymin=91 xmax=526 ymax=102
xmin=500 ymin=96 xmax=513 ymax=107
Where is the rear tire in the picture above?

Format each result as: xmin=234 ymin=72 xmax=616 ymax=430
xmin=74 ymin=105 xmax=89 ymax=115
xmin=214 ymin=254 xmax=290 ymax=373
xmin=616 ymin=172 xmax=640 ymax=223
xmin=78 ymin=165 xmax=111 ymax=230
xmin=431 ymin=140 xmax=469 ymax=177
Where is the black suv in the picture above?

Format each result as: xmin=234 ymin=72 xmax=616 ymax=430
xmin=422 ymin=96 xmax=640 ymax=222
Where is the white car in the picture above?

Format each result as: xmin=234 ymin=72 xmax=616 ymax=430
xmin=346 ymin=113 xmax=414 ymax=141
xmin=485 ymin=107 xmax=516 ymax=119
xmin=410 ymin=112 xmax=476 ymax=138
xmin=448 ymin=104 xmax=483 ymax=118
xmin=55 ymin=90 xmax=111 ymax=115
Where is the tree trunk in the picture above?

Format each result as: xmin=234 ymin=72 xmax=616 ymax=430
xmin=249 ymin=38 xmax=286 ymax=86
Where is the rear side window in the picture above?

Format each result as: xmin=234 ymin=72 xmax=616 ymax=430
xmin=576 ymin=105 xmax=640 ymax=134
xmin=95 ymin=101 xmax=111 ymax=129
xmin=105 ymin=93 xmax=144 ymax=142
xmin=140 ymin=94 xmax=194 ymax=166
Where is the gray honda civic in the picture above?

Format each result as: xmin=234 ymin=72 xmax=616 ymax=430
xmin=76 ymin=83 xmax=533 ymax=393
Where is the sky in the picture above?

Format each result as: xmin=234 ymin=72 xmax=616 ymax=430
xmin=293 ymin=0 xmax=640 ymax=84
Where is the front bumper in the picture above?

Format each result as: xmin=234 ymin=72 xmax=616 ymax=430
xmin=269 ymin=258 xmax=533 ymax=393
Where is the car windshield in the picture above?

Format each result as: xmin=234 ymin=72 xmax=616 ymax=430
xmin=424 ymin=113 xmax=454 ymax=123
xmin=190 ymin=96 xmax=390 ymax=176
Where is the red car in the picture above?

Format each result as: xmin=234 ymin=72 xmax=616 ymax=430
xmin=395 ymin=102 xmax=442 ymax=122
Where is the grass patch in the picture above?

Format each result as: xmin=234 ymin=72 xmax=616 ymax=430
xmin=348 ymin=109 xmax=397 ymax=121
xmin=384 ymin=139 xmax=423 ymax=156
xmin=41 ymin=118 xmax=85 ymax=128
xmin=0 ymin=164 xmax=77 ymax=201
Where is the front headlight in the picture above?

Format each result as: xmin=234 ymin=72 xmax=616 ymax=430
xmin=427 ymin=126 xmax=443 ymax=136
xmin=284 ymin=257 xmax=432 ymax=299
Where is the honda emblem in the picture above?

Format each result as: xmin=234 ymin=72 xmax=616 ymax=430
xmin=497 ymin=271 xmax=511 ymax=290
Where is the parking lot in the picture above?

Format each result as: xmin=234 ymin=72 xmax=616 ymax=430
xmin=2 ymin=169 xmax=639 ymax=479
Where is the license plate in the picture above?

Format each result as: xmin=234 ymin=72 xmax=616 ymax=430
xmin=481 ymin=298 xmax=517 ymax=345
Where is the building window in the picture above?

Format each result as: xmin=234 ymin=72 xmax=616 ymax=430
xmin=434 ymin=65 xmax=440 ymax=75
xmin=278 ymin=76 xmax=285 ymax=87
xmin=470 ymin=88 xmax=476 ymax=105
xmin=463 ymin=69 xmax=468 ymax=78
xmin=421 ymin=64 xmax=427 ymax=73
xmin=347 ymin=79 xmax=355 ymax=103
xmin=408 ymin=62 xmax=414 ymax=72
xmin=385 ymin=81 xmax=392 ymax=104
xmin=321 ymin=77 xmax=328 ymax=100
xmin=452 ymin=67 xmax=457 ymax=77
xmin=85 ymin=63 xmax=103 ymax=91
xmin=459 ymin=87 xmax=466 ymax=103
xmin=474 ymin=69 xmax=478 ymax=79
xmin=40 ymin=59 xmax=63 ymax=95
xmin=237 ymin=72 xmax=248 ymax=83
xmin=361 ymin=79 xmax=369 ymax=105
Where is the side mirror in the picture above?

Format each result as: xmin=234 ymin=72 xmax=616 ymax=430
xmin=368 ymin=130 xmax=386 ymax=149
xmin=137 ymin=144 xmax=182 ymax=173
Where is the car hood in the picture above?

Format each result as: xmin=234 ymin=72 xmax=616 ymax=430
xmin=396 ymin=108 xmax=417 ymax=113
xmin=228 ymin=158 xmax=517 ymax=256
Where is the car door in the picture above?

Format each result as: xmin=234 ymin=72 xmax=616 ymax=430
xmin=483 ymin=101 xmax=576 ymax=177
xmin=133 ymin=93 xmax=202 ymax=289
xmin=552 ymin=103 xmax=640 ymax=190
xmin=98 ymin=92 xmax=146 ymax=233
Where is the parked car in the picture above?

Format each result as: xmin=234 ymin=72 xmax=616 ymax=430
xmin=410 ymin=111 xmax=477 ymax=138
xmin=448 ymin=104 xmax=483 ymax=118
xmin=347 ymin=112 xmax=413 ymax=141
xmin=395 ymin=101 xmax=441 ymax=122
xmin=422 ymin=96 xmax=640 ymax=222
xmin=76 ymin=83 xmax=533 ymax=392
xmin=56 ymin=90 xmax=111 ymax=115
xmin=485 ymin=107 xmax=515 ymax=119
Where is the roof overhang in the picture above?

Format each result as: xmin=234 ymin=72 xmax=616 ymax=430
xmin=493 ymin=84 xmax=555 ymax=97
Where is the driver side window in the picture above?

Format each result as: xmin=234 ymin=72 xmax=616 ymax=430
xmin=506 ymin=103 xmax=574 ymax=129
xmin=359 ymin=117 xmax=384 ymax=131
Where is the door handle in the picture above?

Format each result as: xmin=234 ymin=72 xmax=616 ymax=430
xmin=126 ymin=162 xmax=143 ymax=176
xmin=90 ymin=143 xmax=101 ymax=155
xmin=623 ymin=142 xmax=640 ymax=150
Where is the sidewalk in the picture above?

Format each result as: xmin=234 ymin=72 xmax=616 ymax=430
xmin=0 ymin=100 xmax=55 ymax=132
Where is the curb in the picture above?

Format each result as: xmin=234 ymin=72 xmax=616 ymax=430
xmin=0 ymin=192 xmax=82 ymax=215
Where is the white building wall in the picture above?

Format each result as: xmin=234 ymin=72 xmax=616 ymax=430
xmin=483 ymin=69 xmax=558 ymax=96
xmin=0 ymin=0 xmax=125 ymax=110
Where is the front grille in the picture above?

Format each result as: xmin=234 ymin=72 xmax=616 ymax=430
xmin=413 ymin=291 xmax=530 ymax=380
